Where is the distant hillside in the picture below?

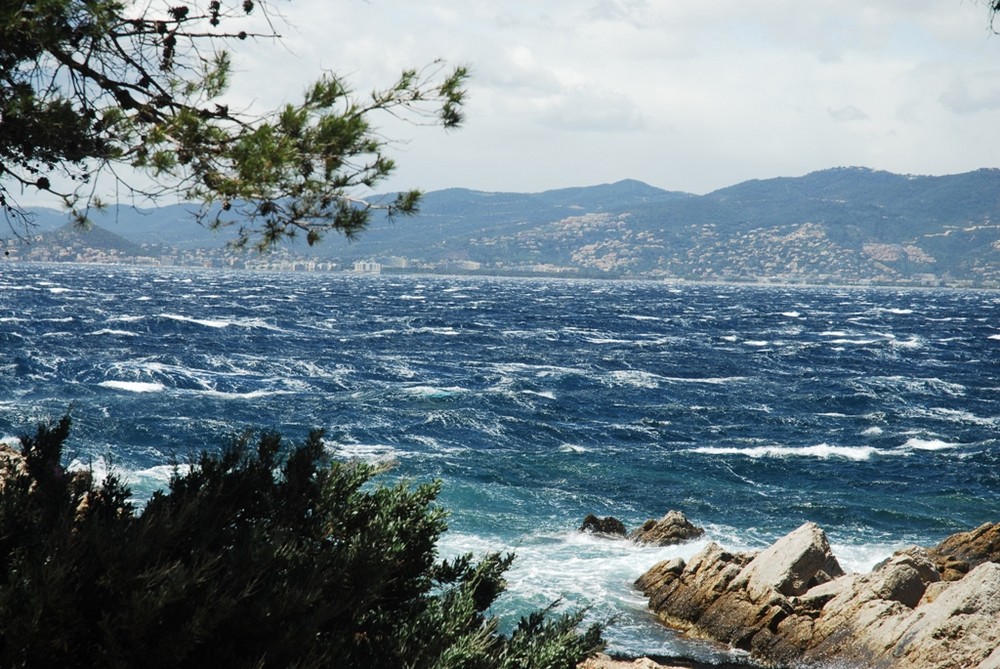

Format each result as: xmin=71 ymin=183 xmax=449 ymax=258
xmin=10 ymin=169 xmax=1000 ymax=286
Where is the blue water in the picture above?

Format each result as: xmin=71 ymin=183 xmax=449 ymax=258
xmin=2 ymin=263 xmax=999 ymax=662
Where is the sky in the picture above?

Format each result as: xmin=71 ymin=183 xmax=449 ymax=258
xmin=13 ymin=0 xmax=1000 ymax=210
xmin=220 ymin=0 xmax=1000 ymax=197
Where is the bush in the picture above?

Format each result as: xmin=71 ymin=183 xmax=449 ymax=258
xmin=0 ymin=416 xmax=603 ymax=668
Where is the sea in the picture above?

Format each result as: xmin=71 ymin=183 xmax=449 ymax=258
xmin=2 ymin=262 xmax=998 ymax=665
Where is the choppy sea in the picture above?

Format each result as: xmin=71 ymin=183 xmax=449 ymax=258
xmin=2 ymin=263 xmax=998 ymax=664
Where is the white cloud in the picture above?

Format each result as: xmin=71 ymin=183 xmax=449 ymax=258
xmin=19 ymin=0 xmax=1000 ymax=208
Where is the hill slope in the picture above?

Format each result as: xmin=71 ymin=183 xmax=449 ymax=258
xmin=9 ymin=169 xmax=1000 ymax=286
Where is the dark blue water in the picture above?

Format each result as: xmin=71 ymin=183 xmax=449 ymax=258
xmin=2 ymin=263 xmax=998 ymax=662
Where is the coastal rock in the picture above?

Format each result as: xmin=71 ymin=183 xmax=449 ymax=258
xmin=636 ymin=522 xmax=841 ymax=656
xmin=577 ymin=654 xmax=687 ymax=669
xmin=637 ymin=522 xmax=1000 ymax=669
xmin=630 ymin=511 xmax=704 ymax=546
xmin=928 ymin=521 xmax=1000 ymax=580
xmin=580 ymin=514 xmax=628 ymax=537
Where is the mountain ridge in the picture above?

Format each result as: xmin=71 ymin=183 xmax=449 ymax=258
xmin=6 ymin=168 xmax=1000 ymax=286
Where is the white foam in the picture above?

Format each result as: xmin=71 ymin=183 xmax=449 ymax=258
xmin=662 ymin=375 xmax=747 ymax=385
xmin=330 ymin=442 xmax=399 ymax=463
xmin=68 ymin=459 xmax=193 ymax=488
xmin=161 ymin=313 xmax=230 ymax=328
xmin=901 ymin=437 xmax=957 ymax=451
xmin=559 ymin=444 xmax=590 ymax=453
xmin=604 ymin=370 xmax=661 ymax=389
xmin=832 ymin=541 xmax=911 ymax=574
xmin=744 ymin=340 xmax=769 ymax=347
xmin=585 ymin=337 xmax=632 ymax=345
xmin=89 ymin=329 xmax=138 ymax=337
xmin=159 ymin=313 xmax=281 ymax=330
xmin=404 ymin=385 xmax=467 ymax=399
xmin=861 ymin=426 xmax=884 ymax=436
xmin=199 ymin=389 xmax=289 ymax=400
xmin=521 ymin=389 xmax=556 ymax=400
xmin=690 ymin=444 xmax=879 ymax=461
xmin=924 ymin=407 xmax=997 ymax=427
xmin=98 ymin=380 xmax=166 ymax=393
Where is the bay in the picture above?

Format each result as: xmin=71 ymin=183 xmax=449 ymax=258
xmin=2 ymin=263 xmax=998 ymax=662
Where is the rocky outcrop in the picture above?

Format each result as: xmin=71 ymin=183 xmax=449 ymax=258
xmin=636 ymin=522 xmax=1000 ymax=669
xmin=631 ymin=511 xmax=705 ymax=547
xmin=579 ymin=511 xmax=704 ymax=546
xmin=580 ymin=514 xmax=628 ymax=537
xmin=577 ymin=654 xmax=688 ymax=669
xmin=928 ymin=521 xmax=1000 ymax=581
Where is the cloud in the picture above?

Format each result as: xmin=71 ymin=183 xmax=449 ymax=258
xmin=829 ymin=105 xmax=870 ymax=122
xmin=939 ymin=75 xmax=1000 ymax=114
xmin=536 ymin=85 xmax=645 ymax=132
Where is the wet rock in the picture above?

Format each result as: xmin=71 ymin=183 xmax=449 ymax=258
xmin=637 ymin=522 xmax=1000 ymax=669
xmin=579 ymin=514 xmax=627 ymax=537
xmin=630 ymin=511 xmax=704 ymax=546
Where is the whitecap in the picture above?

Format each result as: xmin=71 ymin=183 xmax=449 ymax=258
xmin=900 ymin=437 xmax=957 ymax=451
xmin=159 ymin=313 xmax=280 ymax=330
xmin=199 ymin=389 xmax=290 ymax=400
xmin=521 ymin=389 xmax=556 ymax=400
xmin=744 ymin=340 xmax=769 ymax=347
xmin=412 ymin=326 xmax=460 ymax=336
xmin=585 ymin=337 xmax=632 ymax=345
xmin=160 ymin=313 xmax=230 ymax=328
xmin=604 ymin=370 xmax=661 ymax=389
xmin=780 ymin=311 xmax=801 ymax=318
xmin=662 ymin=376 xmax=747 ymax=385
xmin=689 ymin=444 xmax=879 ymax=461
xmin=912 ymin=407 xmax=996 ymax=427
xmin=329 ymin=442 xmax=399 ymax=463
xmin=89 ymin=329 xmax=138 ymax=337
xmin=559 ymin=444 xmax=590 ymax=453
xmin=861 ymin=426 xmax=884 ymax=436
xmin=98 ymin=380 xmax=166 ymax=393
xmin=404 ymin=385 xmax=467 ymax=399
xmin=70 ymin=460 xmax=194 ymax=489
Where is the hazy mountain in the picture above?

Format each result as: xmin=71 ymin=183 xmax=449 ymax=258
xmin=12 ymin=168 xmax=1000 ymax=286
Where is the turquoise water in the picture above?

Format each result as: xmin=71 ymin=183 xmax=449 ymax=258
xmin=2 ymin=263 xmax=998 ymax=661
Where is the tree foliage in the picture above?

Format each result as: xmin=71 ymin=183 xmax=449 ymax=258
xmin=0 ymin=0 xmax=469 ymax=249
xmin=0 ymin=416 xmax=603 ymax=668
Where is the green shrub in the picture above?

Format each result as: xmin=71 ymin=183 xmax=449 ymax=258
xmin=0 ymin=416 xmax=603 ymax=668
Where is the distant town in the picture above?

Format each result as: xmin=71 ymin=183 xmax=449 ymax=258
xmin=5 ymin=167 xmax=1000 ymax=289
